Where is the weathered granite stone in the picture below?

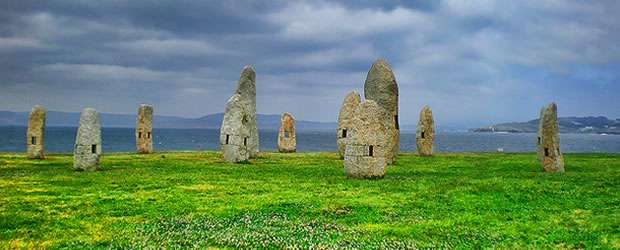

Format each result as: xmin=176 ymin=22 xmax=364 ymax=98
xmin=537 ymin=107 xmax=544 ymax=162
xmin=344 ymin=100 xmax=387 ymax=179
xmin=538 ymin=102 xmax=565 ymax=172
xmin=416 ymin=106 xmax=434 ymax=156
xmin=234 ymin=65 xmax=259 ymax=158
xmin=336 ymin=91 xmax=361 ymax=159
xmin=136 ymin=104 xmax=154 ymax=154
xmin=278 ymin=112 xmax=296 ymax=153
xmin=27 ymin=105 xmax=45 ymax=159
xmin=220 ymin=94 xmax=251 ymax=163
xmin=364 ymin=58 xmax=399 ymax=164
xmin=74 ymin=107 xmax=102 ymax=171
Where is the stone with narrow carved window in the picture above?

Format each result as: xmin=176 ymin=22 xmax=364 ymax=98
xmin=538 ymin=102 xmax=565 ymax=172
xmin=136 ymin=104 xmax=154 ymax=154
xmin=416 ymin=106 xmax=434 ymax=156
xmin=74 ymin=107 xmax=102 ymax=171
xmin=234 ymin=65 xmax=259 ymax=158
xmin=27 ymin=105 xmax=46 ymax=159
xmin=220 ymin=94 xmax=251 ymax=163
xmin=364 ymin=58 xmax=399 ymax=164
xmin=336 ymin=91 xmax=361 ymax=159
xmin=344 ymin=100 xmax=387 ymax=179
xmin=278 ymin=112 xmax=296 ymax=153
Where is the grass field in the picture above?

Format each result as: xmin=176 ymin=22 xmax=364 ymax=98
xmin=1 ymin=151 xmax=619 ymax=249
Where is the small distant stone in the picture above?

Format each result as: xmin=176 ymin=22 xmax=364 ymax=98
xmin=416 ymin=106 xmax=434 ymax=156
xmin=496 ymin=148 xmax=504 ymax=153
xmin=278 ymin=112 xmax=296 ymax=153
xmin=136 ymin=104 xmax=154 ymax=154
xmin=336 ymin=91 xmax=361 ymax=159
xmin=74 ymin=107 xmax=102 ymax=171
xmin=27 ymin=105 xmax=46 ymax=159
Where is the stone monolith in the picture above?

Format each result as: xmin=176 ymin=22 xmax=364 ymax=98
xmin=537 ymin=106 xmax=544 ymax=162
xmin=416 ymin=106 xmax=434 ymax=156
xmin=136 ymin=104 xmax=154 ymax=154
xmin=364 ymin=58 xmax=399 ymax=164
xmin=278 ymin=112 xmax=296 ymax=153
xmin=74 ymin=107 xmax=102 ymax=171
xmin=344 ymin=100 xmax=387 ymax=179
xmin=234 ymin=65 xmax=259 ymax=158
xmin=220 ymin=94 xmax=251 ymax=163
xmin=538 ymin=102 xmax=565 ymax=172
xmin=27 ymin=105 xmax=45 ymax=159
xmin=336 ymin=91 xmax=361 ymax=159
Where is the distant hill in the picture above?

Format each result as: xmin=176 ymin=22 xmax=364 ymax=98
xmin=472 ymin=116 xmax=620 ymax=134
xmin=0 ymin=111 xmax=336 ymax=130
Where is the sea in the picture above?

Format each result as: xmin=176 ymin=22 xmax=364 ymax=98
xmin=1 ymin=127 xmax=619 ymax=153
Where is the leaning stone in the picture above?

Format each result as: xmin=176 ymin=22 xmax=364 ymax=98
xmin=27 ymin=105 xmax=46 ymax=159
xmin=136 ymin=104 xmax=154 ymax=154
xmin=278 ymin=112 xmax=296 ymax=153
xmin=74 ymin=107 xmax=102 ymax=171
xmin=364 ymin=58 xmax=399 ymax=164
xmin=344 ymin=100 xmax=387 ymax=179
xmin=416 ymin=106 xmax=434 ymax=156
xmin=336 ymin=91 xmax=361 ymax=159
xmin=220 ymin=94 xmax=251 ymax=163
xmin=539 ymin=102 xmax=565 ymax=172
xmin=234 ymin=65 xmax=259 ymax=158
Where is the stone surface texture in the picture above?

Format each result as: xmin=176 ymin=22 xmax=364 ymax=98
xmin=344 ymin=100 xmax=387 ymax=179
xmin=539 ymin=102 xmax=565 ymax=172
xmin=27 ymin=105 xmax=46 ymax=159
xmin=234 ymin=65 xmax=259 ymax=158
xmin=364 ymin=58 xmax=399 ymax=164
xmin=416 ymin=106 xmax=434 ymax=156
xmin=220 ymin=94 xmax=251 ymax=163
xmin=74 ymin=107 xmax=102 ymax=171
xmin=136 ymin=104 xmax=154 ymax=154
xmin=537 ymin=107 xmax=544 ymax=162
xmin=277 ymin=112 xmax=296 ymax=153
xmin=336 ymin=91 xmax=361 ymax=159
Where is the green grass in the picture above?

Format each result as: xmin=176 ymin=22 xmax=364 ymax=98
xmin=1 ymin=151 xmax=619 ymax=249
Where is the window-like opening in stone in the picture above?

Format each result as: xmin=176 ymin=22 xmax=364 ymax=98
xmin=557 ymin=148 xmax=560 ymax=155
xmin=244 ymin=137 xmax=248 ymax=146
xmin=537 ymin=137 xmax=541 ymax=145
xmin=394 ymin=115 xmax=399 ymax=129
xmin=31 ymin=136 xmax=36 ymax=145
xmin=138 ymin=132 xmax=142 ymax=138
xmin=147 ymin=132 xmax=151 ymax=139
xmin=369 ymin=145 xmax=374 ymax=157
xmin=225 ymin=135 xmax=230 ymax=145
xmin=284 ymin=131 xmax=289 ymax=138
xmin=421 ymin=132 xmax=425 ymax=139
xmin=91 ymin=144 xmax=97 ymax=154
xmin=544 ymin=148 xmax=549 ymax=157
xmin=342 ymin=129 xmax=347 ymax=138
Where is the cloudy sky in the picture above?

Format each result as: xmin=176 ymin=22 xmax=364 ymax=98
xmin=1 ymin=0 xmax=619 ymax=128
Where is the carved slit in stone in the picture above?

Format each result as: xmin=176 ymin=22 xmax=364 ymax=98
xmin=147 ymin=132 xmax=151 ymax=139
xmin=544 ymin=148 xmax=549 ymax=157
xmin=91 ymin=144 xmax=97 ymax=154
xmin=537 ymin=137 xmax=541 ymax=145
xmin=394 ymin=115 xmax=399 ymax=129
xmin=284 ymin=131 xmax=289 ymax=138
xmin=244 ymin=137 xmax=248 ymax=146
xmin=138 ymin=132 xmax=142 ymax=138
xmin=225 ymin=135 xmax=230 ymax=145
xmin=369 ymin=145 xmax=374 ymax=157
xmin=421 ymin=132 xmax=425 ymax=139
xmin=31 ymin=136 xmax=36 ymax=145
xmin=342 ymin=129 xmax=347 ymax=138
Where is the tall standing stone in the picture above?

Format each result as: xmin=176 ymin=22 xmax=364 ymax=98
xmin=336 ymin=91 xmax=361 ymax=159
xmin=536 ymin=107 xmax=544 ymax=162
xmin=538 ymin=102 xmax=565 ymax=172
xmin=136 ymin=104 xmax=154 ymax=154
xmin=416 ymin=106 xmax=435 ymax=156
xmin=74 ymin=107 xmax=102 ymax=171
xmin=220 ymin=94 xmax=251 ymax=163
xmin=364 ymin=58 xmax=399 ymax=164
xmin=234 ymin=65 xmax=259 ymax=158
xmin=27 ymin=105 xmax=45 ymax=159
xmin=278 ymin=112 xmax=296 ymax=153
xmin=344 ymin=100 xmax=387 ymax=179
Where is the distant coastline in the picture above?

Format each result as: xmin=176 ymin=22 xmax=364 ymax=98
xmin=471 ymin=116 xmax=620 ymax=135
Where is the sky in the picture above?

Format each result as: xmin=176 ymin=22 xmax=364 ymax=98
xmin=1 ymin=0 xmax=619 ymax=128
